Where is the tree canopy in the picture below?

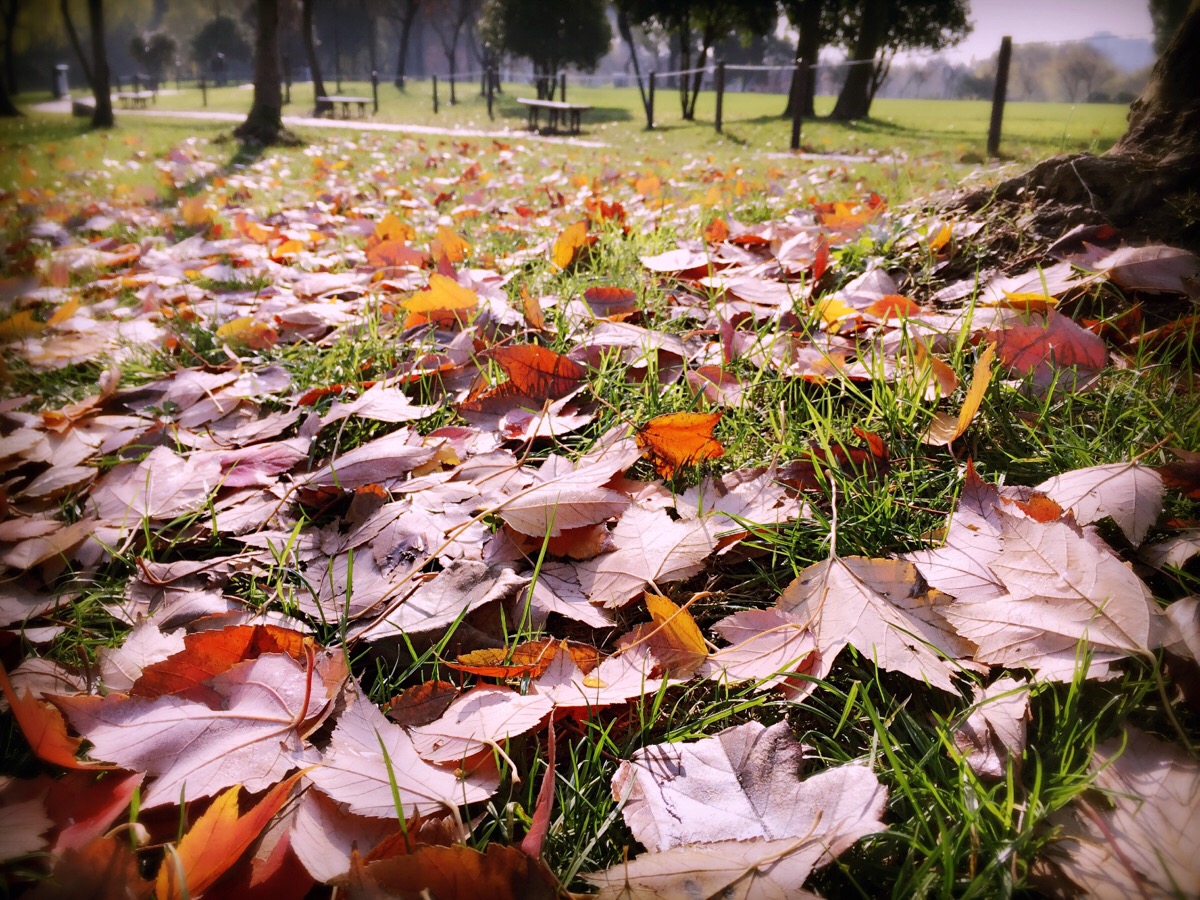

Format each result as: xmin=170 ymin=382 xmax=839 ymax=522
xmin=479 ymin=0 xmax=612 ymax=80
xmin=190 ymin=13 xmax=250 ymax=65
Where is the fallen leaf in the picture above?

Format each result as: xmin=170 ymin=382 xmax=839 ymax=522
xmin=923 ymin=343 xmax=995 ymax=446
xmin=551 ymin=220 xmax=589 ymax=269
xmin=1036 ymin=462 xmax=1163 ymax=544
xmin=636 ymin=411 xmax=725 ymax=479
xmin=951 ymin=677 xmax=1030 ymax=780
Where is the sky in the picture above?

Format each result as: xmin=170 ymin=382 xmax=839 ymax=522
xmin=935 ymin=0 xmax=1155 ymax=63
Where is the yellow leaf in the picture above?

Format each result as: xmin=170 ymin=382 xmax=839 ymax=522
xmin=928 ymin=223 xmax=953 ymax=251
xmin=215 ymin=317 xmax=276 ymax=348
xmin=923 ymin=343 xmax=996 ymax=447
xmin=375 ymin=212 xmax=415 ymax=242
xmin=403 ymin=273 xmax=478 ymax=313
xmin=47 ymin=296 xmax=81 ymax=327
xmin=812 ymin=296 xmax=858 ymax=330
xmin=551 ymin=220 xmax=588 ymax=269
xmin=994 ymin=289 xmax=1059 ymax=312
xmin=0 ymin=310 xmax=42 ymax=341
xmin=635 ymin=174 xmax=661 ymax=197
xmin=640 ymin=593 xmax=707 ymax=678
xmin=180 ymin=195 xmax=213 ymax=228
xmin=432 ymin=225 xmax=470 ymax=263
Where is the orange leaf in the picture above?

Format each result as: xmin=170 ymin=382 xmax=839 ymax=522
xmin=449 ymin=638 xmax=602 ymax=679
xmin=866 ymin=294 xmax=923 ymax=319
xmin=432 ymin=225 xmax=470 ymax=263
xmin=485 ymin=344 xmax=586 ymax=400
xmin=43 ymin=834 xmax=153 ymax=899
xmin=635 ymin=411 xmax=725 ymax=479
xmin=582 ymin=286 xmax=638 ymax=319
xmin=133 ymin=624 xmax=311 ymax=702
xmin=703 ymin=217 xmax=730 ymax=243
xmin=403 ymin=273 xmax=478 ymax=314
xmin=551 ymin=220 xmax=588 ymax=269
xmin=1007 ymin=492 xmax=1064 ymax=523
xmin=367 ymin=238 xmax=427 ymax=269
xmin=928 ymin=223 xmax=953 ymax=251
xmin=155 ymin=772 xmax=304 ymax=900
xmin=351 ymin=843 xmax=560 ymax=900
xmin=520 ymin=286 xmax=545 ymax=330
xmin=0 ymin=661 xmax=103 ymax=770
xmin=180 ymin=195 xmax=213 ymax=229
xmin=375 ymin=212 xmax=415 ymax=242
xmin=215 ymin=317 xmax=278 ymax=349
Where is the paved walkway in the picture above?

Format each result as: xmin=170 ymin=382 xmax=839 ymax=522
xmin=31 ymin=98 xmax=609 ymax=148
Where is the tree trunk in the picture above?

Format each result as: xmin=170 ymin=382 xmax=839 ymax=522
xmin=2 ymin=0 xmax=21 ymax=96
xmin=676 ymin=17 xmax=691 ymax=120
xmin=393 ymin=1 xmax=420 ymax=89
xmin=956 ymin=0 xmax=1200 ymax=250
xmin=830 ymin=0 xmax=884 ymax=121
xmin=617 ymin=7 xmax=651 ymax=123
xmin=87 ymin=0 xmax=113 ymax=128
xmin=0 ymin=66 xmax=18 ymax=115
xmin=782 ymin=1 xmax=819 ymax=118
xmin=61 ymin=0 xmax=94 ymax=91
xmin=302 ymin=0 xmax=326 ymax=107
xmin=235 ymin=0 xmax=296 ymax=145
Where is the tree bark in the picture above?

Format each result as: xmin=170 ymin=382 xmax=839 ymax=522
xmin=0 ymin=67 xmax=18 ymax=115
xmin=617 ymin=7 xmax=651 ymax=124
xmin=782 ymin=0 xmax=819 ymax=118
xmin=392 ymin=1 xmax=420 ymax=88
xmin=87 ymin=0 xmax=113 ymax=128
xmin=302 ymin=0 xmax=326 ymax=107
xmin=235 ymin=0 xmax=296 ymax=145
xmin=61 ymin=0 xmax=94 ymax=91
xmin=829 ymin=0 xmax=884 ymax=121
xmin=2 ymin=0 xmax=21 ymax=96
xmin=956 ymin=0 xmax=1200 ymax=250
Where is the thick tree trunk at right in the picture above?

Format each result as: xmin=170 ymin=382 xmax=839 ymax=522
xmin=87 ymin=0 xmax=113 ymax=128
xmin=829 ymin=0 xmax=883 ymax=121
xmin=956 ymin=0 xmax=1200 ymax=251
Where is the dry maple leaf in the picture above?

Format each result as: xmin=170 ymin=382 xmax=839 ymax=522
xmin=635 ymin=411 xmax=725 ymax=479
xmin=56 ymin=653 xmax=327 ymax=807
xmin=585 ymin=721 xmax=886 ymax=898
xmin=485 ymin=344 xmax=587 ymax=401
xmin=700 ymin=608 xmax=817 ymax=697
xmin=306 ymin=692 xmax=499 ymax=819
xmin=498 ymin=451 xmax=632 ymax=538
xmin=778 ymin=556 xmax=972 ymax=694
xmin=407 ymin=685 xmax=552 ymax=764
xmin=345 ymin=842 xmax=561 ymax=900
xmin=951 ymin=676 xmax=1030 ymax=780
xmin=1035 ymin=461 xmax=1163 ymax=545
xmin=943 ymin=515 xmax=1164 ymax=680
xmin=569 ymin=505 xmax=718 ymax=608
xmin=923 ymin=343 xmax=995 ymax=447
xmin=1048 ymin=727 xmax=1200 ymax=897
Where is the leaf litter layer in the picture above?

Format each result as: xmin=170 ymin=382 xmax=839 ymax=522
xmin=0 ymin=127 xmax=1199 ymax=897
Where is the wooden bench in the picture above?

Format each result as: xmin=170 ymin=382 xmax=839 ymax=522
xmin=115 ymin=90 xmax=155 ymax=109
xmin=516 ymin=98 xmax=592 ymax=134
xmin=316 ymin=95 xmax=371 ymax=119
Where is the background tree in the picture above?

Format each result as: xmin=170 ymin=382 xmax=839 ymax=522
xmin=780 ymin=0 xmax=843 ymax=117
xmin=190 ymin=14 xmax=251 ymax=68
xmin=830 ymin=0 xmax=970 ymax=121
xmin=480 ymin=0 xmax=610 ymax=101
xmin=1055 ymin=43 xmax=1118 ymax=103
xmin=384 ymin=0 xmax=421 ymax=87
xmin=234 ymin=0 xmax=295 ymax=144
xmin=301 ymin=0 xmax=326 ymax=105
xmin=1 ymin=0 xmax=21 ymax=104
xmin=620 ymin=0 xmax=774 ymax=120
xmin=60 ymin=0 xmax=112 ymax=127
xmin=129 ymin=29 xmax=177 ymax=84
xmin=430 ymin=0 xmax=475 ymax=96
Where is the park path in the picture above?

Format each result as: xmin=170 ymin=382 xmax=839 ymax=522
xmin=30 ymin=98 xmax=609 ymax=148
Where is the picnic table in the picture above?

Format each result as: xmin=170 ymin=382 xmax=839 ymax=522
xmin=115 ymin=90 xmax=155 ymax=109
xmin=516 ymin=98 xmax=592 ymax=135
xmin=316 ymin=95 xmax=372 ymax=119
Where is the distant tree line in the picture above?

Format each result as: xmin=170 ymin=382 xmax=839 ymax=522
xmin=0 ymin=0 xmax=1189 ymax=135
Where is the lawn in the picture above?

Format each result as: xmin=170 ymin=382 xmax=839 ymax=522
xmin=0 ymin=93 xmax=1196 ymax=899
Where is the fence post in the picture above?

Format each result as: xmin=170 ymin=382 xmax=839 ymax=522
xmin=371 ymin=70 xmax=379 ymax=113
xmin=560 ymin=71 xmax=566 ymax=103
xmin=714 ymin=58 xmax=725 ymax=133
xmin=790 ymin=58 xmax=808 ymax=151
xmin=486 ymin=66 xmax=495 ymax=119
xmin=647 ymin=70 xmax=655 ymax=130
xmin=432 ymin=75 xmax=439 ymax=114
xmin=200 ymin=75 xmax=207 ymax=107
xmin=987 ymin=35 xmax=1013 ymax=158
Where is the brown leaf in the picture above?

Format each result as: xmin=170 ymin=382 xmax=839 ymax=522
xmin=347 ymin=843 xmax=561 ymax=900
